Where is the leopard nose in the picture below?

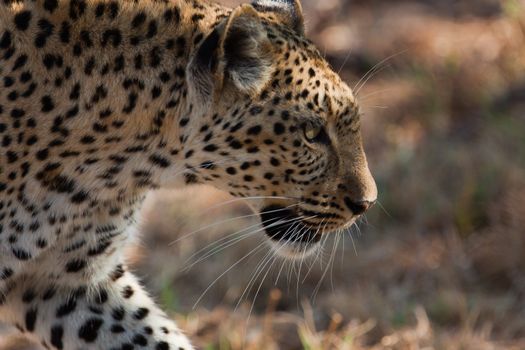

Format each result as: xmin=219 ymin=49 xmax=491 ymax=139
xmin=344 ymin=197 xmax=376 ymax=215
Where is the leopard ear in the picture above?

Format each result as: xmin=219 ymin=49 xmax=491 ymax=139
xmin=252 ymin=0 xmax=304 ymax=35
xmin=188 ymin=5 xmax=273 ymax=102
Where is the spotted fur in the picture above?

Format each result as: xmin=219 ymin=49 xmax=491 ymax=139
xmin=0 ymin=0 xmax=377 ymax=348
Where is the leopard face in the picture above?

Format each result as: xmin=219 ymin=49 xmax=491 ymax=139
xmin=183 ymin=1 xmax=377 ymax=257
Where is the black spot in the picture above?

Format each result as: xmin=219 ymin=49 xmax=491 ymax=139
xmin=149 ymin=154 xmax=170 ymax=168
xmin=20 ymin=72 xmax=33 ymax=83
xmin=42 ymin=288 xmax=56 ymax=300
xmin=56 ymin=298 xmax=77 ymax=317
xmin=0 ymin=268 xmax=13 ymax=280
xmin=35 ymin=19 xmax=54 ymax=48
xmin=111 ymin=306 xmax=125 ymax=321
xmin=36 ymin=239 xmax=48 ymax=248
xmin=273 ymin=123 xmax=285 ymax=135
xmin=13 ymin=54 xmax=28 ymax=71
xmin=71 ymin=191 xmax=89 ymax=204
xmin=247 ymin=125 xmax=262 ymax=135
xmin=113 ymin=54 xmax=125 ymax=72
xmin=80 ymin=30 xmax=93 ymax=47
xmin=42 ymin=54 xmax=56 ymax=70
xmin=133 ymin=307 xmax=149 ymax=320
xmin=88 ymin=306 xmax=103 ymax=315
xmin=250 ymin=106 xmax=263 ymax=115
xmin=25 ymin=308 xmax=37 ymax=331
xmin=11 ymin=108 xmax=25 ymax=118
xmin=133 ymin=54 xmax=144 ymax=70
xmin=12 ymin=248 xmax=32 ymax=260
xmin=229 ymin=140 xmax=243 ymax=149
xmin=7 ymin=91 xmax=18 ymax=101
xmin=203 ymin=144 xmax=218 ymax=152
xmin=156 ymin=341 xmax=170 ymax=350
xmin=88 ymin=241 xmax=111 ymax=256
xmin=102 ymin=29 xmax=122 ymax=47
xmin=65 ymin=259 xmax=86 ymax=272
xmin=111 ymin=324 xmax=125 ymax=333
xmin=69 ymin=0 xmax=86 ymax=20
xmin=66 ymin=105 xmax=79 ymax=118
xmin=191 ymin=13 xmax=205 ymax=22
xmin=184 ymin=173 xmax=198 ymax=184
xmin=69 ymin=83 xmax=80 ymax=100
xmin=122 ymin=285 xmax=134 ymax=299
xmin=130 ymin=35 xmax=140 ymax=46
xmin=50 ymin=176 xmax=76 ymax=194
xmin=179 ymin=118 xmax=189 ymax=127
xmin=108 ymin=1 xmax=119 ymax=18
xmin=22 ymin=289 xmax=36 ymax=303
xmin=132 ymin=12 xmax=146 ymax=27
xmin=14 ymin=11 xmax=32 ymax=31
xmin=6 ymin=151 xmax=18 ymax=163
xmin=64 ymin=66 xmax=72 ymax=78
xmin=133 ymin=334 xmax=148 ymax=346
xmin=0 ymin=31 xmax=12 ymax=49
xmin=159 ymin=71 xmax=170 ymax=82
xmin=78 ymin=318 xmax=103 ymax=342
xmin=2 ymin=46 xmax=14 ymax=60
xmin=150 ymin=46 xmax=162 ymax=67
xmin=41 ymin=96 xmax=55 ymax=113
xmin=151 ymin=86 xmax=161 ymax=99
xmin=50 ymin=325 xmax=64 ymax=349
xmin=36 ymin=148 xmax=49 ymax=161
xmin=84 ymin=57 xmax=95 ymax=75
xmin=80 ymin=135 xmax=95 ymax=144
xmin=122 ymin=92 xmax=137 ymax=114
xmin=146 ymin=20 xmax=157 ymax=38
xmin=95 ymin=289 xmax=108 ymax=304
xmin=110 ymin=264 xmax=124 ymax=281
xmin=59 ymin=21 xmax=71 ymax=43
xmin=94 ymin=3 xmax=105 ymax=17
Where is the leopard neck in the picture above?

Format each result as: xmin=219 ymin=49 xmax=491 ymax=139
xmin=0 ymin=0 xmax=231 ymax=207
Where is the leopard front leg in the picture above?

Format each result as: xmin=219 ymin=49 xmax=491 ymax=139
xmin=3 ymin=266 xmax=192 ymax=350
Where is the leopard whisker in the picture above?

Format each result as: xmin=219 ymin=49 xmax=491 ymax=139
xmin=190 ymin=214 xmax=309 ymax=274
xmin=245 ymin=220 xmax=311 ymax=318
xmin=169 ymin=202 xmax=300 ymax=246
xmin=201 ymin=195 xmax=299 ymax=211
xmin=301 ymin=218 xmax=327 ymax=283
xmin=353 ymin=49 xmax=408 ymax=96
xmin=191 ymin=237 xmax=269 ymax=309
xmin=311 ymin=220 xmax=335 ymax=302
xmin=235 ymin=218 xmax=308 ymax=312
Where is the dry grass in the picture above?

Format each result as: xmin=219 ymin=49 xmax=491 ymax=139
xmin=2 ymin=0 xmax=525 ymax=349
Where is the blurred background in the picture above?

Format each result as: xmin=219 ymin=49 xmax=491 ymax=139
xmin=3 ymin=0 xmax=525 ymax=349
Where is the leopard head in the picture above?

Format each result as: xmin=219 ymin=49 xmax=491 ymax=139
xmin=185 ymin=0 xmax=377 ymax=257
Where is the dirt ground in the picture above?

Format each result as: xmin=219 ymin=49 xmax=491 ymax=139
xmin=2 ymin=0 xmax=525 ymax=349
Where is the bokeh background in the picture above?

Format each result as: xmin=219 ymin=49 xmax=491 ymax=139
xmin=2 ymin=0 xmax=525 ymax=349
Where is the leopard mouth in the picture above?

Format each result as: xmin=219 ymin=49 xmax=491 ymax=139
xmin=260 ymin=205 xmax=322 ymax=244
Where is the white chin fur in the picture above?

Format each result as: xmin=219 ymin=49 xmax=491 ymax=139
xmin=266 ymin=238 xmax=321 ymax=260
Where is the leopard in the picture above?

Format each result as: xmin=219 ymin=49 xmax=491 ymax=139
xmin=0 ymin=0 xmax=378 ymax=348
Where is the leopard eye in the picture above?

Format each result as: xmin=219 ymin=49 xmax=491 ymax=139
xmin=304 ymin=122 xmax=323 ymax=143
